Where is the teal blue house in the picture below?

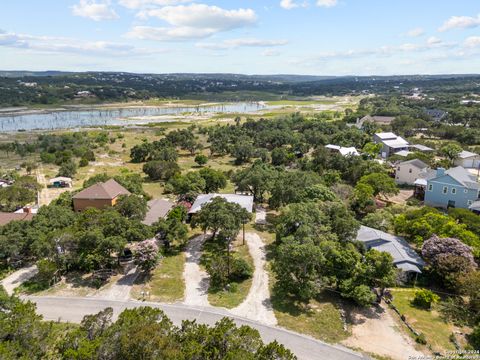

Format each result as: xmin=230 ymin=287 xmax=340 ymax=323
xmin=423 ymin=167 xmax=480 ymax=209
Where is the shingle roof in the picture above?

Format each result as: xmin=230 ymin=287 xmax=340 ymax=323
xmin=189 ymin=194 xmax=254 ymax=214
xmin=356 ymin=226 xmax=425 ymax=271
xmin=444 ymin=166 xmax=479 ymax=189
xmin=73 ymin=179 xmax=130 ymax=200
xmin=142 ymin=199 xmax=175 ymax=225
xmin=399 ymin=159 xmax=428 ymax=169
xmin=0 ymin=212 xmax=34 ymax=226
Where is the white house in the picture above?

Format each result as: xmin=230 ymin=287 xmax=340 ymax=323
xmin=454 ymin=150 xmax=480 ymax=169
xmin=325 ymin=144 xmax=360 ymax=157
xmin=373 ymin=132 xmax=410 ymax=158
xmin=395 ymin=159 xmax=429 ymax=185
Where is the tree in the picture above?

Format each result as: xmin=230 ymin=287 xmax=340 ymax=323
xmin=441 ymin=143 xmax=463 ymax=164
xmin=115 ymin=195 xmax=148 ymax=221
xmin=232 ymin=138 xmax=254 ymax=164
xmin=362 ymin=142 xmax=382 ymax=158
xmin=350 ymin=183 xmax=376 ymax=215
xmin=57 ymin=159 xmax=77 ymax=178
xmin=269 ymin=171 xmax=322 ymax=209
xmin=357 ymin=172 xmax=399 ymax=198
xmin=232 ymin=161 xmax=277 ymax=202
xmin=166 ymin=172 xmax=206 ymax=200
xmin=422 ymin=235 xmax=477 ymax=289
xmin=130 ymin=142 xmax=152 ymax=163
xmin=194 ymin=154 xmax=208 ymax=166
xmin=134 ymin=239 xmax=160 ymax=272
xmin=198 ymin=168 xmax=227 ymax=193
xmin=143 ymin=160 xmax=180 ymax=181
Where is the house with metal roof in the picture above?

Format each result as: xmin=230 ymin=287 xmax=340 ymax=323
xmin=73 ymin=179 xmax=130 ymax=212
xmin=454 ymin=150 xmax=480 ymax=169
xmin=395 ymin=159 xmax=429 ymax=185
xmin=325 ymin=144 xmax=360 ymax=157
xmin=373 ymin=132 xmax=410 ymax=158
xmin=356 ymin=225 xmax=425 ymax=274
xmin=422 ymin=166 xmax=480 ymax=209
xmin=355 ymin=115 xmax=396 ymax=129
xmin=189 ymin=194 xmax=254 ymax=215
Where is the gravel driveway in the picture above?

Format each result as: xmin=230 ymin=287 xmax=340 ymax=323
xmin=89 ymin=266 xmax=140 ymax=301
xmin=183 ymin=234 xmax=210 ymax=307
xmin=231 ymin=232 xmax=277 ymax=326
xmin=1 ymin=265 xmax=38 ymax=295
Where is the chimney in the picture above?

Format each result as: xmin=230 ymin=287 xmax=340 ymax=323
xmin=436 ymin=168 xmax=445 ymax=177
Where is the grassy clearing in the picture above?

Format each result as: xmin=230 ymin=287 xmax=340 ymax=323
xmin=131 ymin=248 xmax=186 ymax=303
xmin=271 ymin=288 xmax=350 ymax=344
xmin=390 ymin=288 xmax=456 ymax=352
xmin=201 ymin=235 xmax=254 ymax=309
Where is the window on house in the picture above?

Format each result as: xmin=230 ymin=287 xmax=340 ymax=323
xmin=468 ymin=200 xmax=473 ymax=206
xmin=397 ymin=167 xmax=400 ymax=171
xmin=465 ymin=189 xmax=469 ymax=193
xmin=452 ymin=188 xmax=456 ymax=194
xmin=409 ymin=169 xmax=412 ymax=173
xmin=443 ymin=186 xmax=448 ymax=194
xmin=428 ymin=184 xmax=433 ymax=191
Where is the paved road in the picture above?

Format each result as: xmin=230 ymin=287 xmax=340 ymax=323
xmin=27 ymin=296 xmax=366 ymax=360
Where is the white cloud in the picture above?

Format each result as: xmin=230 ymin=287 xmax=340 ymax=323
xmin=128 ymin=4 xmax=257 ymax=41
xmin=406 ymin=27 xmax=424 ymax=37
xmin=262 ymin=49 xmax=281 ymax=57
xmin=0 ymin=30 xmax=162 ymax=56
xmin=196 ymin=38 xmax=288 ymax=50
xmin=439 ymin=14 xmax=480 ymax=32
xmin=427 ymin=36 xmax=442 ymax=45
xmin=72 ymin=0 xmax=118 ymax=21
xmin=118 ymin=0 xmax=193 ymax=10
xmin=280 ymin=0 xmax=307 ymax=10
xmin=464 ymin=36 xmax=480 ymax=48
xmin=316 ymin=0 xmax=337 ymax=8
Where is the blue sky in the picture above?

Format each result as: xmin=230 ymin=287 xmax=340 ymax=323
xmin=1 ymin=0 xmax=480 ymax=75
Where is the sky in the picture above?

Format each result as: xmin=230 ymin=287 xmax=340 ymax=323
xmin=1 ymin=0 xmax=480 ymax=75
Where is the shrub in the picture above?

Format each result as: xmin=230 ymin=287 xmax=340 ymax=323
xmin=412 ymin=289 xmax=440 ymax=309
xmin=230 ymin=257 xmax=253 ymax=282
xmin=79 ymin=157 xmax=89 ymax=167
xmin=36 ymin=259 xmax=58 ymax=285
xmin=415 ymin=333 xmax=427 ymax=345
xmin=469 ymin=325 xmax=480 ymax=350
xmin=194 ymin=154 xmax=208 ymax=166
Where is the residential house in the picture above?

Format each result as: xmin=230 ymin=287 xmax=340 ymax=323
xmin=188 ymin=194 xmax=254 ymax=219
xmin=395 ymin=159 xmax=429 ymax=185
xmin=356 ymin=225 xmax=424 ymax=274
xmin=73 ymin=179 xmax=130 ymax=212
xmin=409 ymin=144 xmax=434 ymax=153
xmin=454 ymin=150 xmax=480 ymax=169
xmin=0 ymin=209 xmax=35 ymax=227
xmin=424 ymin=109 xmax=447 ymax=122
xmin=142 ymin=199 xmax=175 ymax=226
xmin=373 ymin=132 xmax=410 ymax=158
xmin=325 ymin=144 xmax=360 ymax=157
xmin=423 ymin=166 xmax=480 ymax=209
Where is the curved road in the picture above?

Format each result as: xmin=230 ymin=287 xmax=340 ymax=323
xmin=27 ymin=296 xmax=366 ymax=360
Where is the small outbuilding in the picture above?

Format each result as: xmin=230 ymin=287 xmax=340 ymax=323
xmin=49 ymin=177 xmax=73 ymax=188
xmin=454 ymin=150 xmax=480 ymax=169
xmin=142 ymin=199 xmax=175 ymax=226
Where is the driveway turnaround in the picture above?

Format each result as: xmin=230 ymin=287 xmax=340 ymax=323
xmin=27 ymin=296 xmax=366 ymax=360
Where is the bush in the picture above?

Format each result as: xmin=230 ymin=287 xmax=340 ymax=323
xmin=230 ymin=257 xmax=253 ymax=282
xmin=36 ymin=259 xmax=58 ymax=285
xmin=415 ymin=333 xmax=427 ymax=345
xmin=194 ymin=154 xmax=208 ymax=166
xmin=79 ymin=157 xmax=89 ymax=167
xmin=469 ymin=325 xmax=480 ymax=350
xmin=412 ymin=289 xmax=440 ymax=309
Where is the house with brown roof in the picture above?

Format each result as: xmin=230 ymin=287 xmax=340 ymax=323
xmin=0 ymin=211 xmax=35 ymax=227
xmin=73 ymin=179 xmax=130 ymax=212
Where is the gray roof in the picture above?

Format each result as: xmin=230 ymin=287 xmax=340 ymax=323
xmin=375 ymin=132 xmax=398 ymax=140
xmin=457 ymin=150 xmax=479 ymax=159
xmin=356 ymin=226 xmax=425 ymax=272
xmin=142 ymin=199 xmax=175 ymax=225
xmin=189 ymin=194 xmax=254 ymax=214
xmin=399 ymin=159 xmax=429 ymax=170
xmin=361 ymin=115 xmax=396 ymax=124
xmin=421 ymin=166 xmax=479 ymax=190
xmin=383 ymin=136 xmax=409 ymax=148
xmin=410 ymin=144 xmax=434 ymax=152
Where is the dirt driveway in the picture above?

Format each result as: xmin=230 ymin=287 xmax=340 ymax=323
xmin=183 ymin=234 xmax=210 ymax=307
xmin=231 ymin=232 xmax=277 ymax=326
xmin=342 ymin=304 xmax=424 ymax=360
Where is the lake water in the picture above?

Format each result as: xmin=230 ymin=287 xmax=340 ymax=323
xmin=0 ymin=102 xmax=271 ymax=132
